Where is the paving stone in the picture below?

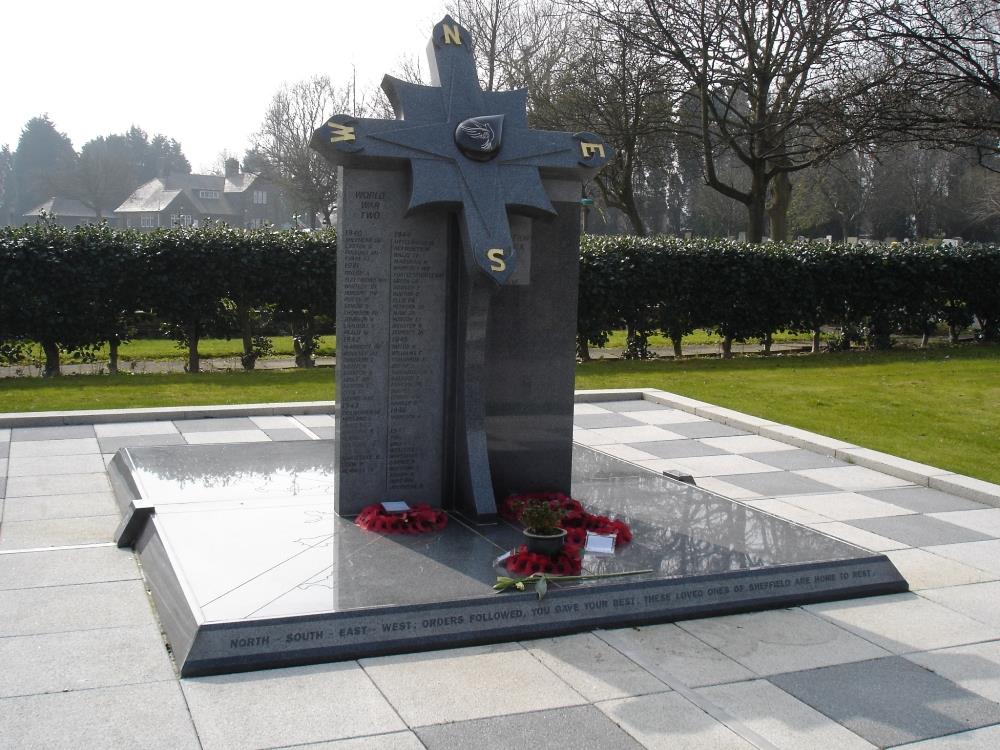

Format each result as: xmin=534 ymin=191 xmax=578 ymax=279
xmin=10 ymin=425 xmax=97 ymax=442
xmin=360 ymin=643 xmax=585 ymax=726
xmin=7 ymin=438 xmax=100 ymax=458
xmin=907 ymin=641 xmax=1000 ymax=704
xmin=0 ymin=681 xmax=199 ymax=750
xmin=0 ymin=580 xmax=154 ymax=635
xmin=173 ymin=417 xmax=258 ymax=433
xmin=573 ymin=403 xmax=611 ymax=415
xmin=97 ymin=433 xmax=187 ymax=453
xmin=601 ymin=623 xmax=755 ymax=687
xmin=700 ymin=435 xmax=797 ymax=454
xmin=417 ymin=704 xmax=645 ymax=750
xmin=311 ymin=426 xmax=337 ymax=439
xmin=662 ymin=421 xmax=750 ymax=439
xmin=864 ymin=487 xmax=988 ymax=514
xmin=678 ymin=608 xmax=891 ymax=676
xmin=598 ymin=691 xmax=755 ymax=749
xmin=921 ymin=582 xmax=1000 ymax=629
xmin=0 ymin=515 xmax=118 ymax=550
xmin=0 ymin=623 xmax=173 ymax=697
xmin=662 ymin=454 xmax=782 ymax=478
xmin=807 ymin=521 xmax=907 ymax=552
xmin=697 ymin=679 xmax=876 ymax=750
xmin=523 ymin=632 xmax=668 ymax=701
xmin=929 ymin=540 xmax=1000 ymax=577
xmin=263 ymin=427 xmax=314 ymax=442
xmin=0 ymin=546 xmax=138 ymax=590
xmin=184 ymin=429 xmax=270 ymax=444
xmin=930 ymin=475 xmax=1000 ymax=507
xmin=0 ymin=458 xmax=6 ymax=476
xmin=6 ymin=453 xmax=107 ymax=477
xmin=595 ymin=400 xmax=670 ymax=412
xmin=770 ymin=656 xmax=1000 ymax=748
xmin=300 ymin=732 xmax=427 ymax=750
xmin=4 ymin=472 xmax=110 ymax=498
xmin=928 ymin=509 xmax=1000 ymax=538
xmin=694 ymin=477 xmax=764 ymax=500
xmin=795 ymin=466 xmax=913 ymax=492
xmin=295 ymin=413 xmax=337 ymax=426
xmin=850 ymin=515 xmax=994 ymax=548
xmin=806 ymin=593 xmax=1000 ymax=654
xmin=573 ymin=412 xmax=644 ymax=429
xmin=744 ymin=498 xmax=831 ymax=524
xmin=780 ymin=492 xmax=912 ymax=521
xmin=1 ymin=492 xmax=117 ymax=521
xmin=249 ymin=415 xmax=301 ymax=429
xmin=93 ymin=421 xmax=180 ymax=437
xmin=630 ymin=439 xmax=728 ymax=459
xmin=885 ymin=548 xmax=998 ymax=590
xmin=0 ymin=477 xmax=5 ymax=499
xmin=715 ymin=471 xmax=839 ymax=497
xmin=748 ymin=449 xmax=850 ymax=471
xmin=893 ymin=725 xmax=1000 ymax=748
xmin=183 ymin=662 xmax=405 ymax=750
xmin=584 ymin=425 xmax=687 ymax=445
xmin=0 ymin=427 xmax=9 ymax=442
xmin=593 ymin=443 xmax=659 ymax=463
xmin=626 ymin=409 xmax=707 ymax=425
xmin=0 ymin=441 xmax=8 ymax=459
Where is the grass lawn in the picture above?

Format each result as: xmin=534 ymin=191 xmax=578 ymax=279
xmin=37 ymin=336 xmax=339 ymax=363
xmin=601 ymin=329 xmax=824 ymax=349
xmin=1 ymin=345 xmax=997 ymax=484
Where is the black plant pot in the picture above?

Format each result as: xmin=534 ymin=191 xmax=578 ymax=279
xmin=523 ymin=528 xmax=567 ymax=556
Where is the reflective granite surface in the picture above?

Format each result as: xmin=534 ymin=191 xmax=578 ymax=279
xmin=120 ymin=441 xmax=871 ymax=624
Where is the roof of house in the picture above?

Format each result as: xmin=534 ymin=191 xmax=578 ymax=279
xmin=23 ymin=196 xmax=101 ymax=218
xmin=115 ymin=172 xmax=261 ymax=215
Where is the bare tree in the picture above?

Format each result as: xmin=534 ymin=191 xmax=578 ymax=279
xmin=252 ymin=76 xmax=352 ymax=227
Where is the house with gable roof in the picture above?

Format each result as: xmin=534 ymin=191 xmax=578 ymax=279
xmin=114 ymin=160 xmax=284 ymax=231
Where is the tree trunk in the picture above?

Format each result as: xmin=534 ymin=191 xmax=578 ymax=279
xmin=576 ymin=335 xmax=591 ymax=362
xmin=41 ymin=340 xmax=60 ymax=377
xmin=812 ymin=328 xmax=822 ymax=353
xmin=721 ymin=335 xmax=734 ymax=359
xmin=949 ymin=323 xmax=960 ymax=344
xmin=109 ymin=335 xmax=119 ymax=375
xmin=920 ymin=331 xmax=930 ymax=348
xmin=761 ymin=331 xmax=773 ymax=355
xmin=671 ymin=336 xmax=683 ymax=358
xmin=187 ymin=323 xmax=200 ymax=373
xmin=766 ymin=171 xmax=792 ymax=242
xmin=746 ymin=174 xmax=767 ymax=243
xmin=238 ymin=304 xmax=256 ymax=370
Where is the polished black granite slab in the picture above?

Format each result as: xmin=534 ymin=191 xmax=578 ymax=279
xmin=110 ymin=441 xmax=907 ymax=676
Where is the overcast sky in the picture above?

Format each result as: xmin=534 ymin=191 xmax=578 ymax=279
xmin=1 ymin=0 xmax=446 ymax=172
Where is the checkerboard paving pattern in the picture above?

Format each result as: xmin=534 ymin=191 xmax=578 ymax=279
xmin=2 ymin=397 xmax=1000 ymax=749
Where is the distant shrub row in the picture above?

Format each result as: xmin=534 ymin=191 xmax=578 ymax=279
xmin=578 ymin=236 xmax=1000 ymax=358
xmin=0 ymin=223 xmax=336 ymax=375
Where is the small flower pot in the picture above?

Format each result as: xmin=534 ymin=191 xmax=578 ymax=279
xmin=523 ymin=528 xmax=567 ymax=556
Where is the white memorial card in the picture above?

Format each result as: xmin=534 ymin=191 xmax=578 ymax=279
xmin=381 ymin=501 xmax=411 ymax=513
xmin=585 ymin=532 xmax=616 ymax=554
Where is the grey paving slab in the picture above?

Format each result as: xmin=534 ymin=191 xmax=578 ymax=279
xmin=93 ymin=420 xmax=180 ymax=437
xmin=806 ymin=593 xmax=1000 ymax=654
xmin=598 ymin=691 xmax=755 ymax=749
xmin=807 ymin=521 xmax=907 ymax=552
xmin=930 ymin=540 xmax=1000 ymax=576
xmin=662 ymin=421 xmax=750 ymax=439
xmin=863 ymin=487 xmax=988 ymax=514
xmin=173 ymin=417 xmax=258 ymax=433
xmin=4 ymin=471 xmax=111 ymax=498
xmin=655 ymin=454 xmax=781 ymax=478
xmin=312 ymin=426 xmax=337 ymax=439
xmin=416 ymin=704 xmax=645 ymax=750
xmin=184 ymin=428 xmax=269 ymax=443
xmin=850 ymin=515 xmax=994 ymax=548
xmin=894 ymin=725 xmax=1000 ymax=748
xmin=523 ymin=632 xmax=668 ymax=701
xmin=0 ymin=623 xmax=173 ymax=697
xmin=921 ymin=582 xmax=1000 ymax=629
xmin=263 ymin=427 xmax=313 ymax=441
xmin=678 ymin=608 xmax=891 ymax=676
xmin=295 ymin=413 xmax=336 ymax=426
xmin=97 ymin=432 xmax=187 ymax=453
xmin=0 ymin=477 xmax=5 ymax=499
xmin=596 ymin=399 xmax=670 ymax=412
xmin=6 ymin=453 xmax=107 ymax=477
xmin=0 ymin=427 xmax=9 ymax=442
xmin=715 ymin=470 xmax=841 ymax=497
xmin=7 ymin=437 xmax=100 ymax=458
xmin=0 ymin=514 xmax=118 ymax=549
xmin=796 ymin=466 xmax=913 ymax=492
xmin=929 ymin=509 xmax=1000 ymax=538
xmin=0 ymin=579 xmax=154 ymax=635
xmin=1 ymin=491 xmax=117 ymax=521
xmin=0 ymin=458 xmax=6 ymax=476
xmin=249 ymin=415 xmax=302 ymax=429
xmin=9 ymin=424 xmax=97 ymax=442
xmin=701 ymin=435 xmax=797 ymax=454
xmin=573 ymin=412 xmax=644 ymax=429
xmin=296 ymin=733 xmax=427 ymax=750
xmin=0 ymin=441 xmax=8 ymax=459
xmin=627 ymin=408 xmax=708 ymax=425
xmin=0 ymin=546 xmax=138 ymax=590
xmin=698 ymin=679 xmax=877 ymax=750
xmin=182 ymin=662 xmax=406 ymax=750
xmin=631 ymin=439 xmax=728 ymax=459
xmin=0 ymin=681 xmax=200 ymax=750
xmin=770 ymin=656 xmax=1000 ymax=748
xmin=907 ymin=641 xmax=1000 ymax=704
xmin=885 ymin=548 xmax=998 ymax=590
xmin=601 ymin=622 xmax=755 ymax=687
xmin=748 ymin=449 xmax=850 ymax=471
xmin=781 ymin=492 xmax=912 ymax=521
xmin=360 ymin=643 xmax=586 ymax=726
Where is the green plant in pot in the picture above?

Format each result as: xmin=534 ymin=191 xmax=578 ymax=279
xmin=518 ymin=499 xmax=567 ymax=556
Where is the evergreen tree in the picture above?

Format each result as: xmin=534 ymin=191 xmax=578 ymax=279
xmin=12 ymin=115 xmax=77 ymax=215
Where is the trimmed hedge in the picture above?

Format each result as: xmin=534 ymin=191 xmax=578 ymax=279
xmin=578 ymin=236 xmax=1000 ymax=358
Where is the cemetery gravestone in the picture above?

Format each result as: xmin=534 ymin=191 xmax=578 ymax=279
xmin=311 ymin=15 xmax=613 ymax=522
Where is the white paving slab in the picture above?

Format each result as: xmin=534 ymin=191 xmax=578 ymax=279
xmin=699 ymin=435 xmax=798 ymax=454
xmin=893 ymin=724 xmax=1000 ymax=749
xmin=837 ymin=447 xmax=952 ymax=483
xmin=921 ymin=582 xmax=1000 ymax=629
xmin=4 ymin=472 xmax=111 ymax=498
xmin=906 ymin=641 xmax=1000 ymax=704
xmin=595 ymin=444 xmax=661 ymax=462
xmin=928 ymin=540 xmax=1000 ymax=577
xmin=779 ymin=492 xmax=912 ymax=521
xmin=93 ymin=421 xmax=180 ymax=437
xmin=6 ymin=453 xmax=107 ymax=477
xmin=806 ymin=521 xmax=907 ymax=552
xmin=885 ymin=548 xmax=999 ymax=590
xmin=930 ymin=474 xmax=1000 ymax=507
xmin=183 ymin=429 xmax=270 ymax=444
xmin=743 ymin=498 xmax=831 ymax=525
xmin=795 ymin=465 xmax=914 ymax=491
xmin=585 ymin=425 xmax=687 ymax=444
xmin=249 ymin=415 xmax=303 ymax=429
xmin=696 ymin=477 xmax=764 ymax=500
xmin=658 ymin=454 xmax=781 ymax=478
xmin=7 ymin=438 xmax=100 ymax=458
xmin=295 ymin=414 xmax=336 ymax=427
xmin=626 ymin=409 xmax=707 ymax=425
xmin=573 ymin=403 xmax=611 ymax=415
xmin=929 ymin=509 xmax=1000 ymax=538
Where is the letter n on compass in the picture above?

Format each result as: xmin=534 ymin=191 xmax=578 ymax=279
xmin=311 ymin=15 xmax=612 ymax=522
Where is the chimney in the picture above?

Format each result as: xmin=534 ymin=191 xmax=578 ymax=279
xmin=224 ymin=158 xmax=240 ymax=178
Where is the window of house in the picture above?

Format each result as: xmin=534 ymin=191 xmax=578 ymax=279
xmin=253 ymin=190 xmax=267 ymax=205
xmin=170 ymin=214 xmax=193 ymax=227
xmin=140 ymin=215 xmax=157 ymax=228
xmin=199 ymin=190 xmax=220 ymax=199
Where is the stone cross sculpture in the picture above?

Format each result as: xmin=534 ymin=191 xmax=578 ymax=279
xmin=311 ymin=15 xmax=612 ymax=522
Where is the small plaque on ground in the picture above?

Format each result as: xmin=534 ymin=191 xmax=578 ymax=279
xmin=381 ymin=501 xmax=412 ymax=513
